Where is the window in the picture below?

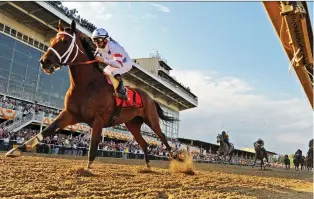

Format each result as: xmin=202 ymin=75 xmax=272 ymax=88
xmin=0 ymin=46 xmax=13 ymax=59
xmin=10 ymin=29 xmax=17 ymax=37
xmin=39 ymin=43 xmax=44 ymax=50
xmin=36 ymin=92 xmax=50 ymax=104
xmin=50 ymin=73 xmax=63 ymax=98
xmin=4 ymin=26 xmax=10 ymax=34
xmin=27 ymin=57 xmax=40 ymax=70
xmin=25 ymin=68 xmax=38 ymax=87
xmin=34 ymin=40 xmax=39 ymax=48
xmin=17 ymin=32 xmax=22 ymax=40
xmin=15 ymin=40 xmax=30 ymax=55
xmin=29 ymin=47 xmax=41 ymax=60
xmin=13 ymin=51 xmax=28 ymax=65
xmin=8 ymin=83 xmax=23 ymax=98
xmin=23 ymin=85 xmax=36 ymax=101
xmin=38 ymin=72 xmax=51 ymax=89
xmin=28 ymin=38 xmax=34 ymax=46
xmin=0 ymin=33 xmax=15 ymax=49
xmin=22 ymin=35 xmax=29 ymax=43
xmin=0 ymin=57 xmax=11 ymax=79
xmin=0 ymin=23 xmax=4 ymax=32
xmin=0 ymin=79 xmax=7 ymax=93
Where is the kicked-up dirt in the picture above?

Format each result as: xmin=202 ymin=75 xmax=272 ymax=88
xmin=0 ymin=153 xmax=312 ymax=199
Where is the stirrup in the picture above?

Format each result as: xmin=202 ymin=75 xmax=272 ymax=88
xmin=113 ymin=92 xmax=128 ymax=100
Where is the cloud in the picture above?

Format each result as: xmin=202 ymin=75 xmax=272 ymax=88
xmin=62 ymin=2 xmax=113 ymax=24
xmin=150 ymin=3 xmax=171 ymax=13
xmin=172 ymin=69 xmax=313 ymax=155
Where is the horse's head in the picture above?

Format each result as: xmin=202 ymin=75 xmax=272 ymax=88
xmin=254 ymin=143 xmax=262 ymax=150
xmin=216 ymin=134 xmax=222 ymax=143
xmin=40 ymin=20 xmax=82 ymax=74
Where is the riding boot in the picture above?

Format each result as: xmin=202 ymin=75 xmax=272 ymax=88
xmin=114 ymin=74 xmax=128 ymax=100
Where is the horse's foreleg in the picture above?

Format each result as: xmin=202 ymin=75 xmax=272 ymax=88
xmin=6 ymin=110 xmax=76 ymax=157
xmin=252 ymin=158 xmax=257 ymax=168
xmin=87 ymin=115 xmax=103 ymax=169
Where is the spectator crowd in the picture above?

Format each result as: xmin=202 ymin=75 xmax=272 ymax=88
xmin=47 ymin=1 xmax=97 ymax=33
xmin=0 ymin=95 xmax=287 ymax=168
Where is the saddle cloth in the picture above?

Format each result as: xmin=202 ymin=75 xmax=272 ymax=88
xmin=105 ymin=76 xmax=143 ymax=108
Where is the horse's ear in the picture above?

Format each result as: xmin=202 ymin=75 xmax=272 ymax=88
xmin=70 ymin=20 xmax=76 ymax=33
xmin=58 ymin=20 xmax=64 ymax=32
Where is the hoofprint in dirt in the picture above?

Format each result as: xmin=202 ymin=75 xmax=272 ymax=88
xmin=0 ymin=154 xmax=312 ymax=199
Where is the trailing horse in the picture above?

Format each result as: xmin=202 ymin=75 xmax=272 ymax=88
xmin=306 ymin=148 xmax=313 ymax=171
xmin=216 ymin=134 xmax=234 ymax=163
xmin=5 ymin=20 xmax=179 ymax=169
xmin=284 ymin=156 xmax=290 ymax=170
xmin=293 ymin=153 xmax=302 ymax=170
xmin=253 ymin=143 xmax=269 ymax=170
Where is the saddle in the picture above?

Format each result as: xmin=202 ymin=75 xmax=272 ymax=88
xmin=105 ymin=75 xmax=143 ymax=109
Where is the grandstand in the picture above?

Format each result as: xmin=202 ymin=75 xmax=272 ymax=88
xmin=0 ymin=1 xmax=277 ymax=165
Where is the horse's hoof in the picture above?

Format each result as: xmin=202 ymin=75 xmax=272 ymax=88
xmin=86 ymin=161 xmax=92 ymax=170
xmin=146 ymin=163 xmax=151 ymax=169
xmin=5 ymin=148 xmax=23 ymax=157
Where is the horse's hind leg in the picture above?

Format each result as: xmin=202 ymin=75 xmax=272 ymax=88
xmin=6 ymin=110 xmax=76 ymax=157
xmin=125 ymin=117 xmax=150 ymax=168
xmin=144 ymin=111 xmax=174 ymax=159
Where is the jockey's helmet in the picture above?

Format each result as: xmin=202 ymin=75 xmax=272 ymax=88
xmin=92 ymin=28 xmax=109 ymax=42
xmin=258 ymin=138 xmax=263 ymax=142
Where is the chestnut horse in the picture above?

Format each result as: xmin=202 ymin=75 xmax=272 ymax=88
xmin=6 ymin=20 xmax=178 ymax=169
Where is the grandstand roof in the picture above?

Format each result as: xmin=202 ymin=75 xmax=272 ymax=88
xmin=0 ymin=1 xmax=198 ymax=111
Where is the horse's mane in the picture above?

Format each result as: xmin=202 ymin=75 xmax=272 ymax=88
xmin=64 ymin=27 xmax=102 ymax=73
xmin=78 ymin=32 xmax=102 ymax=72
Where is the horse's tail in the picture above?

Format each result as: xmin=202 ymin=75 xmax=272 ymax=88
xmin=154 ymin=101 xmax=179 ymax=122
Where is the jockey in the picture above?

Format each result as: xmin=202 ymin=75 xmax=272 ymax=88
xmin=254 ymin=138 xmax=267 ymax=153
xmin=91 ymin=28 xmax=133 ymax=100
xmin=309 ymin=139 xmax=313 ymax=149
xmin=255 ymin=138 xmax=264 ymax=147
xmin=295 ymin=149 xmax=302 ymax=157
xmin=222 ymin=131 xmax=231 ymax=148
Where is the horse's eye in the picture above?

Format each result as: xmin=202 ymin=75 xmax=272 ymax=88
xmin=60 ymin=37 xmax=67 ymax=44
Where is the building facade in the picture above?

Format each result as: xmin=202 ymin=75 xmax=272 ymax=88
xmin=0 ymin=2 xmax=198 ymax=139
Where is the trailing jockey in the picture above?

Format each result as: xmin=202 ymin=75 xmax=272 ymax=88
xmin=91 ymin=28 xmax=133 ymax=100
xmin=295 ymin=149 xmax=302 ymax=157
xmin=254 ymin=138 xmax=267 ymax=153
xmin=222 ymin=131 xmax=231 ymax=148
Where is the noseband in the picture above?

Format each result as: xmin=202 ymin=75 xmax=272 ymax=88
xmin=48 ymin=31 xmax=84 ymax=66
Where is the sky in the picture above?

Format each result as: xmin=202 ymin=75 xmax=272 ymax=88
xmin=62 ymin=2 xmax=313 ymax=155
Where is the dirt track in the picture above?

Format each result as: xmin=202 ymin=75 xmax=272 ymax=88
xmin=0 ymin=153 xmax=312 ymax=199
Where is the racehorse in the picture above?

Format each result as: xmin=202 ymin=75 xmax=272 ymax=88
xmin=284 ymin=155 xmax=290 ymax=170
xmin=216 ymin=134 xmax=234 ymax=163
xmin=306 ymin=148 xmax=313 ymax=171
xmin=5 ymin=20 xmax=178 ymax=169
xmin=293 ymin=153 xmax=302 ymax=170
xmin=300 ymin=155 xmax=306 ymax=170
xmin=253 ymin=143 xmax=269 ymax=170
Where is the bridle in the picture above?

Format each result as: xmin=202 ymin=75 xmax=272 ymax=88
xmin=48 ymin=31 xmax=99 ymax=67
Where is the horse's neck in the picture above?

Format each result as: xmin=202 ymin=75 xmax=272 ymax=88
xmin=220 ymin=141 xmax=226 ymax=148
xmin=68 ymin=64 xmax=102 ymax=89
xmin=68 ymin=40 xmax=105 ymax=90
